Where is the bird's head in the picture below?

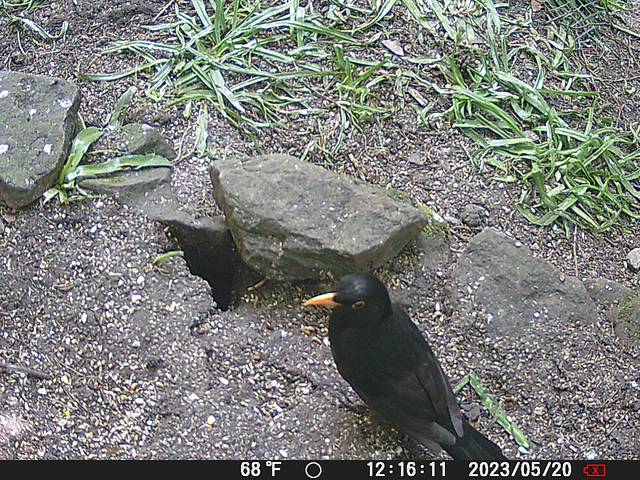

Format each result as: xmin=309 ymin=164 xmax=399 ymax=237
xmin=304 ymin=273 xmax=392 ymax=322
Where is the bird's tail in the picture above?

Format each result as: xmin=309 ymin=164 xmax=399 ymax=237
xmin=443 ymin=419 xmax=507 ymax=460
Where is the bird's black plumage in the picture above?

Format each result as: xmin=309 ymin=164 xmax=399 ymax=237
xmin=305 ymin=273 xmax=506 ymax=460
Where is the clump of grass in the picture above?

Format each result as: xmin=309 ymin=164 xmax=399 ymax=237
xmin=79 ymin=0 xmax=640 ymax=233
xmin=450 ymin=63 xmax=640 ymax=233
xmin=0 ymin=0 xmax=41 ymax=11
xmin=407 ymin=0 xmax=640 ymax=234
xmin=81 ymin=0 xmax=395 ymax=143
xmin=3 ymin=0 xmax=68 ymax=41
xmin=7 ymin=14 xmax=68 ymax=41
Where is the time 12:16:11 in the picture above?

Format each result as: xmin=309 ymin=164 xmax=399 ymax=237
xmin=367 ymin=461 xmax=447 ymax=477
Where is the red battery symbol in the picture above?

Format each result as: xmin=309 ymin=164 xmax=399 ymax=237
xmin=583 ymin=464 xmax=606 ymax=476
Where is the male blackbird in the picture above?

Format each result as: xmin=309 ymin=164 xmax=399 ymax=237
xmin=304 ymin=273 xmax=506 ymax=460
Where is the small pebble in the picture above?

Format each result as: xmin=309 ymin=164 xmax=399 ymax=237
xmin=627 ymin=248 xmax=640 ymax=270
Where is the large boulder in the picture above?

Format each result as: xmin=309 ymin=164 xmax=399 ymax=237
xmin=209 ymin=154 xmax=429 ymax=281
xmin=0 ymin=71 xmax=80 ymax=208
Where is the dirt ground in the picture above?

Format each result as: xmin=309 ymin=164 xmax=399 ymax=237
xmin=1 ymin=0 xmax=639 ymax=460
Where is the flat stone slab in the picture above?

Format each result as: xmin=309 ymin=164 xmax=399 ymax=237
xmin=79 ymin=166 xmax=173 ymax=203
xmin=210 ymin=154 xmax=429 ymax=281
xmin=0 ymin=71 xmax=80 ymax=208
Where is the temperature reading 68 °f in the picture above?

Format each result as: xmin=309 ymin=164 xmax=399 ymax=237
xmin=240 ymin=461 xmax=282 ymax=477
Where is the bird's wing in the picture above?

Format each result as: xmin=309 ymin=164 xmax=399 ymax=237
xmin=340 ymin=305 xmax=463 ymax=445
xmin=396 ymin=305 xmax=464 ymax=438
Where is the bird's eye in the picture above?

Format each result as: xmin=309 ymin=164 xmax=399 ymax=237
xmin=352 ymin=300 xmax=365 ymax=309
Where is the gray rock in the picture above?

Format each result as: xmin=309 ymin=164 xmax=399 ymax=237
xmin=95 ymin=122 xmax=176 ymax=160
xmin=79 ymin=166 xmax=173 ymax=204
xmin=614 ymin=292 xmax=640 ymax=350
xmin=627 ymin=247 xmax=640 ymax=271
xmin=0 ymin=71 xmax=80 ymax=208
xmin=542 ymin=273 xmax=640 ymax=351
xmin=460 ymin=203 xmax=488 ymax=228
xmin=584 ymin=278 xmax=634 ymax=307
xmin=584 ymin=278 xmax=640 ymax=350
xmin=209 ymin=154 xmax=429 ymax=281
xmin=450 ymin=227 xmax=597 ymax=337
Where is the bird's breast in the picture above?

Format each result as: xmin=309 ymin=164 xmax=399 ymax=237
xmin=329 ymin=322 xmax=415 ymax=394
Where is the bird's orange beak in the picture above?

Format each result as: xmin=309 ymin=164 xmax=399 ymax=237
xmin=304 ymin=292 xmax=340 ymax=307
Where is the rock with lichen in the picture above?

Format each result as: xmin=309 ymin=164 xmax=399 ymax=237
xmin=209 ymin=154 xmax=430 ymax=281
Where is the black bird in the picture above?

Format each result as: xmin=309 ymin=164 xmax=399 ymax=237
xmin=304 ymin=273 xmax=506 ymax=460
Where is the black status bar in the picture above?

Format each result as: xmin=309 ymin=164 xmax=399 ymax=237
xmin=11 ymin=459 xmax=635 ymax=478
xmin=167 ymin=460 xmax=628 ymax=479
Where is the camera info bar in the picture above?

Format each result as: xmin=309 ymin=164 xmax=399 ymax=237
xmin=21 ymin=459 xmax=629 ymax=477
xmin=196 ymin=460 xmax=625 ymax=479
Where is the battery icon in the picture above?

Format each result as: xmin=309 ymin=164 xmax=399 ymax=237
xmin=583 ymin=464 xmax=606 ymax=476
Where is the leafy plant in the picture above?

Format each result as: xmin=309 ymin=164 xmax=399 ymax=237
xmin=44 ymin=87 xmax=173 ymax=204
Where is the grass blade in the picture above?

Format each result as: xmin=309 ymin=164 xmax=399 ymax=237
xmin=58 ymin=127 xmax=104 ymax=184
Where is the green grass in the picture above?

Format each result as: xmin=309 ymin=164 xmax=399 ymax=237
xmin=81 ymin=0 xmax=395 ymax=143
xmin=454 ymin=372 xmax=529 ymax=449
xmin=407 ymin=0 xmax=640 ymax=234
xmin=80 ymin=0 xmax=640 ymax=233
xmin=2 ymin=0 xmax=68 ymax=42
xmin=449 ymin=65 xmax=640 ymax=233
xmin=6 ymin=14 xmax=67 ymax=41
xmin=0 ymin=0 xmax=41 ymax=10
xmin=152 ymin=250 xmax=185 ymax=274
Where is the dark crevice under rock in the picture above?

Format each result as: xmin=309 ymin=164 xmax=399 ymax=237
xmin=163 ymin=215 xmax=260 ymax=311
